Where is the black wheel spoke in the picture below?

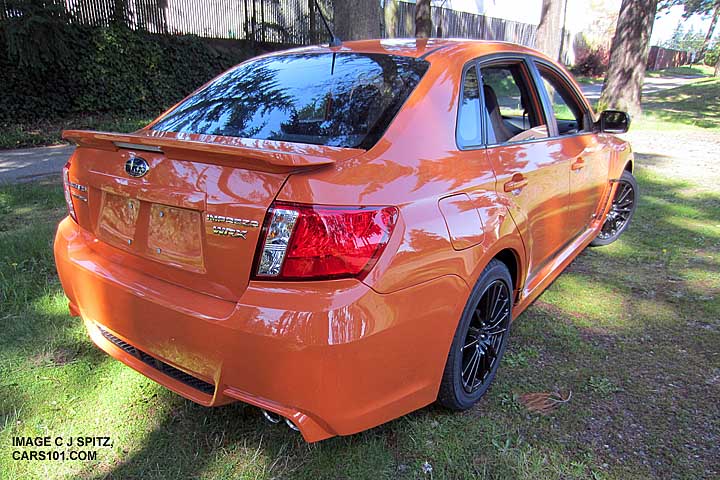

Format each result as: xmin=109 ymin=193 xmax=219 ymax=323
xmin=461 ymin=338 xmax=478 ymax=351
xmin=484 ymin=326 xmax=507 ymax=336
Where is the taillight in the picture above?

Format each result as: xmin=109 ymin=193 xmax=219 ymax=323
xmin=255 ymin=203 xmax=398 ymax=280
xmin=62 ymin=163 xmax=77 ymax=222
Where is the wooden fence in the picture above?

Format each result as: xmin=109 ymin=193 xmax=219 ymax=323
xmin=1 ymin=0 xmax=330 ymax=44
xmin=389 ymin=1 xmax=537 ymax=47
xmin=646 ymin=46 xmax=693 ymax=71
xmin=2 ymin=0 xmax=537 ymax=47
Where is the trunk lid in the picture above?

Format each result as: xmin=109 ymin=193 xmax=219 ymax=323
xmin=63 ymin=130 xmax=364 ymax=301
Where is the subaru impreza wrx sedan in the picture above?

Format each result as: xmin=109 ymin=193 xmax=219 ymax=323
xmin=55 ymin=39 xmax=637 ymax=441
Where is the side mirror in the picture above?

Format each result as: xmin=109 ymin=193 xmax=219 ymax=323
xmin=599 ymin=110 xmax=630 ymax=134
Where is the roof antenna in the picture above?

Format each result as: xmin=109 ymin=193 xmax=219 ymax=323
xmin=313 ymin=0 xmax=342 ymax=47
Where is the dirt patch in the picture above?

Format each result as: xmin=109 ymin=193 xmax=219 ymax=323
xmin=30 ymin=346 xmax=78 ymax=367
xmin=625 ymin=129 xmax=720 ymax=191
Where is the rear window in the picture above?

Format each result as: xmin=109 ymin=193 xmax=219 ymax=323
xmin=151 ymin=53 xmax=429 ymax=149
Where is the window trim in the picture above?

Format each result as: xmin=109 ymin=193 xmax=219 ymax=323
xmin=476 ymin=54 xmax=554 ymax=149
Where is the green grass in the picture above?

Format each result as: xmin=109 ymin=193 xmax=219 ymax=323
xmin=645 ymin=64 xmax=715 ymax=78
xmin=1 ymin=112 xmax=720 ymax=478
xmin=635 ymin=77 xmax=720 ymax=130
xmin=576 ymin=64 xmax=713 ymax=86
xmin=0 ymin=114 xmax=156 ymax=150
xmin=573 ymin=75 xmax=604 ymax=85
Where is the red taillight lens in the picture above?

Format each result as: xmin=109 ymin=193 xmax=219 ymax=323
xmin=62 ymin=163 xmax=77 ymax=222
xmin=255 ymin=203 xmax=398 ymax=280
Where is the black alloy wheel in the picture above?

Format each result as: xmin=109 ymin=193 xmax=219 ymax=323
xmin=438 ymin=259 xmax=513 ymax=410
xmin=591 ymin=170 xmax=638 ymax=247
xmin=460 ymin=280 xmax=511 ymax=394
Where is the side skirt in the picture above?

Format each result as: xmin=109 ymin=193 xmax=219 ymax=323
xmin=511 ymin=180 xmax=621 ymax=318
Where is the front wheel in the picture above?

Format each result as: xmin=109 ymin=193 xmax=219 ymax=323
xmin=437 ymin=259 xmax=513 ymax=410
xmin=590 ymin=170 xmax=638 ymax=247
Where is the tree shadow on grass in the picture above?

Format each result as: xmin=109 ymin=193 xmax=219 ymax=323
xmin=509 ymin=168 xmax=720 ymax=478
xmin=642 ymin=79 xmax=720 ymax=129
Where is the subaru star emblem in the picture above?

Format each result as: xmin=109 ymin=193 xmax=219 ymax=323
xmin=125 ymin=156 xmax=149 ymax=178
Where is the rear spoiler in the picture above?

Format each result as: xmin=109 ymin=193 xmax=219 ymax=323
xmin=62 ymin=130 xmax=364 ymax=172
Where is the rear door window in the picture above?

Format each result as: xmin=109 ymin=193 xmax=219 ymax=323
xmin=151 ymin=53 xmax=429 ymax=149
xmin=457 ymin=66 xmax=483 ymax=148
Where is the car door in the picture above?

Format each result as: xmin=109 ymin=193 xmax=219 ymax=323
xmin=533 ymin=60 xmax=611 ymax=238
xmin=479 ymin=58 xmax=574 ymax=282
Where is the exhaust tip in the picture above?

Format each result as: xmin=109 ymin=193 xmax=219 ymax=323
xmin=285 ymin=418 xmax=300 ymax=432
xmin=261 ymin=409 xmax=282 ymax=424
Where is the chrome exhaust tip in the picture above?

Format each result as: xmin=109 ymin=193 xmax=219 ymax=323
xmin=285 ymin=417 xmax=300 ymax=431
xmin=261 ymin=409 xmax=281 ymax=424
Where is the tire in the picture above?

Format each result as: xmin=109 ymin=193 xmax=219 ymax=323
xmin=590 ymin=170 xmax=639 ymax=247
xmin=437 ymin=259 xmax=513 ymax=411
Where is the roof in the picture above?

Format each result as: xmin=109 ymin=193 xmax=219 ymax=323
xmin=273 ymin=38 xmax=549 ymax=62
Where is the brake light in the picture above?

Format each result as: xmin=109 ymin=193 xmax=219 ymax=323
xmin=62 ymin=163 xmax=77 ymax=222
xmin=255 ymin=203 xmax=398 ymax=280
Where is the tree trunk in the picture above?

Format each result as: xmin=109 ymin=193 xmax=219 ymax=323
xmin=333 ymin=0 xmax=381 ymax=41
xmin=535 ymin=0 xmax=564 ymax=60
xmin=715 ymin=56 xmax=720 ymax=77
xmin=415 ymin=0 xmax=432 ymax=38
xmin=700 ymin=2 xmax=720 ymax=59
xmin=599 ymin=0 xmax=658 ymax=117
xmin=384 ymin=0 xmax=399 ymax=38
xmin=309 ymin=0 xmax=317 ymax=44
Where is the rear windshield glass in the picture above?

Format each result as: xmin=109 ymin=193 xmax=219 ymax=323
xmin=151 ymin=53 xmax=429 ymax=149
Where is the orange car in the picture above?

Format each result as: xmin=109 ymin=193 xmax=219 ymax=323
xmin=55 ymin=39 xmax=637 ymax=442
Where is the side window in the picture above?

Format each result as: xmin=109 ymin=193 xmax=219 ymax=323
xmin=457 ymin=66 xmax=482 ymax=148
xmin=537 ymin=66 xmax=588 ymax=135
xmin=480 ymin=64 xmax=548 ymax=145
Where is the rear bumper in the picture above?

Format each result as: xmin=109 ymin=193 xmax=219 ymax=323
xmin=54 ymin=217 xmax=468 ymax=441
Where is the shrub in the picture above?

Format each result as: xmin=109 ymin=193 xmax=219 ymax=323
xmin=0 ymin=21 xmax=254 ymax=123
xmin=704 ymin=42 xmax=719 ymax=68
xmin=572 ymin=44 xmax=610 ymax=77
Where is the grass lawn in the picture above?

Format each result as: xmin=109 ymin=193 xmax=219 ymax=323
xmin=636 ymin=78 xmax=720 ymax=130
xmin=0 ymin=114 xmax=156 ymax=150
xmin=568 ymin=65 xmax=713 ymax=92
xmin=572 ymin=75 xmax=604 ymax=85
xmin=1 ymin=90 xmax=719 ymax=480
xmin=645 ymin=64 xmax=715 ymax=78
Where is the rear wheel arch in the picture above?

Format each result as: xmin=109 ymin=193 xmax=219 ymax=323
xmin=624 ymin=160 xmax=633 ymax=173
xmin=493 ymin=248 xmax=522 ymax=299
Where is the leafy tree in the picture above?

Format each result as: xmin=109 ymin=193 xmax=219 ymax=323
xmin=599 ymin=0 xmax=659 ymax=116
xmin=679 ymin=27 xmax=707 ymax=51
xmin=708 ymin=39 xmax=720 ymax=74
xmin=1 ymin=0 xmax=73 ymax=69
xmin=665 ymin=21 xmax=686 ymax=48
xmin=664 ymin=23 xmax=706 ymax=51
xmin=659 ymin=0 xmax=720 ymax=56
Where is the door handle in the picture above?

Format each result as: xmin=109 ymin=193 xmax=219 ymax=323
xmin=571 ymin=158 xmax=585 ymax=171
xmin=504 ymin=174 xmax=528 ymax=193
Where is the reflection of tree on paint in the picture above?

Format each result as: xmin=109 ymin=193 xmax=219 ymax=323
xmin=152 ymin=53 xmax=428 ymax=149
